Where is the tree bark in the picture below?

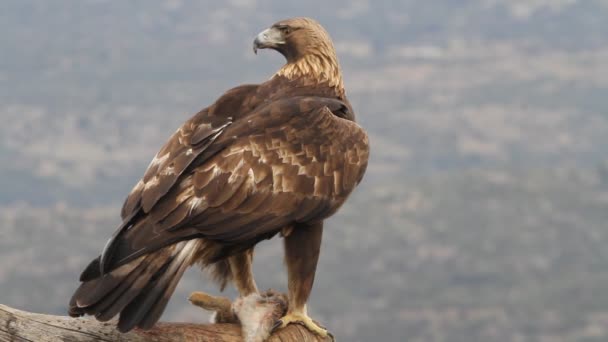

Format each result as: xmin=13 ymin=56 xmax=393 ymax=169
xmin=0 ymin=304 xmax=331 ymax=342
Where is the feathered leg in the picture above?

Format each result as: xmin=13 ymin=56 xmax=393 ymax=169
xmin=229 ymin=248 xmax=259 ymax=296
xmin=275 ymin=221 xmax=328 ymax=337
xmin=189 ymin=248 xmax=258 ymax=318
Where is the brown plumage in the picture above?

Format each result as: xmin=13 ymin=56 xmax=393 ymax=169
xmin=68 ymin=17 xmax=369 ymax=336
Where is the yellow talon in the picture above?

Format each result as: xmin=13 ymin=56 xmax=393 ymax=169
xmin=275 ymin=311 xmax=328 ymax=337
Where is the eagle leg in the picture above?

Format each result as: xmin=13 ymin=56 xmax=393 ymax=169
xmin=188 ymin=247 xmax=258 ymax=301
xmin=275 ymin=221 xmax=329 ymax=337
xmin=189 ymin=249 xmax=257 ymax=322
xmin=228 ymin=248 xmax=259 ymax=296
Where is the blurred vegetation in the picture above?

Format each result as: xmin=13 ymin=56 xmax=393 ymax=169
xmin=1 ymin=1 xmax=607 ymax=341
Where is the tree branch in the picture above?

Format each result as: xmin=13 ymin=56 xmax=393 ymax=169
xmin=0 ymin=304 xmax=332 ymax=342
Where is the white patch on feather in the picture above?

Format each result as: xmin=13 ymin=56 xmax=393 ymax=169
xmin=162 ymin=164 xmax=175 ymax=176
xmin=147 ymin=152 xmax=170 ymax=169
xmin=144 ymin=176 xmax=160 ymax=190
xmin=171 ymin=239 xmax=202 ymax=269
xmin=227 ymin=160 xmax=245 ymax=184
xmin=132 ymin=179 xmax=144 ymax=191
xmin=176 ymin=187 xmax=195 ymax=203
xmin=211 ymin=164 xmax=223 ymax=177
xmin=200 ymin=164 xmax=223 ymax=181
xmin=188 ymin=197 xmax=204 ymax=216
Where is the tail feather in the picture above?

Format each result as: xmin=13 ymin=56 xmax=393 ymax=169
xmin=79 ymin=256 xmax=101 ymax=282
xmin=69 ymin=239 xmax=203 ymax=332
xmin=117 ymin=240 xmax=198 ymax=332
xmin=69 ymin=258 xmax=141 ymax=310
xmin=139 ymin=242 xmax=198 ymax=329
xmin=138 ymin=271 xmax=183 ymax=329
xmin=93 ymin=255 xmax=154 ymax=321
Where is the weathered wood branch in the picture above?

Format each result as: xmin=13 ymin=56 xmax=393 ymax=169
xmin=0 ymin=304 xmax=332 ymax=342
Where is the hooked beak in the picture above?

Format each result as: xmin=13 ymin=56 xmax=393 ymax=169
xmin=253 ymin=27 xmax=285 ymax=54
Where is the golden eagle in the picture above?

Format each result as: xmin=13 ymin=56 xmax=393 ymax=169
xmin=69 ymin=17 xmax=369 ymax=337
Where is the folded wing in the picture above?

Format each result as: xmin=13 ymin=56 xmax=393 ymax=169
xmin=99 ymin=96 xmax=368 ymax=275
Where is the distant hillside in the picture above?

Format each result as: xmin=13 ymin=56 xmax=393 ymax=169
xmin=1 ymin=1 xmax=607 ymax=341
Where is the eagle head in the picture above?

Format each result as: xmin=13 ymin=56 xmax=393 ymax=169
xmin=253 ymin=17 xmax=335 ymax=62
xmin=253 ymin=17 xmax=343 ymax=91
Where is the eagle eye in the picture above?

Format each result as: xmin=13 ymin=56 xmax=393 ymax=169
xmin=277 ymin=25 xmax=292 ymax=35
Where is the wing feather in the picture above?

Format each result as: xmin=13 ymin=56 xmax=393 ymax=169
xmin=104 ymin=96 xmax=369 ymax=272
xmin=139 ymin=121 xmax=232 ymax=213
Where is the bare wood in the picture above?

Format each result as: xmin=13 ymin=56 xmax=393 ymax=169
xmin=0 ymin=304 xmax=332 ymax=342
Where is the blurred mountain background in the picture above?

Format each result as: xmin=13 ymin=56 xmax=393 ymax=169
xmin=1 ymin=1 xmax=608 ymax=341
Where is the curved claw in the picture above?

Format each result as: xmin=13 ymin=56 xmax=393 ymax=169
xmin=272 ymin=312 xmax=328 ymax=337
xmin=272 ymin=319 xmax=283 ymax=332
